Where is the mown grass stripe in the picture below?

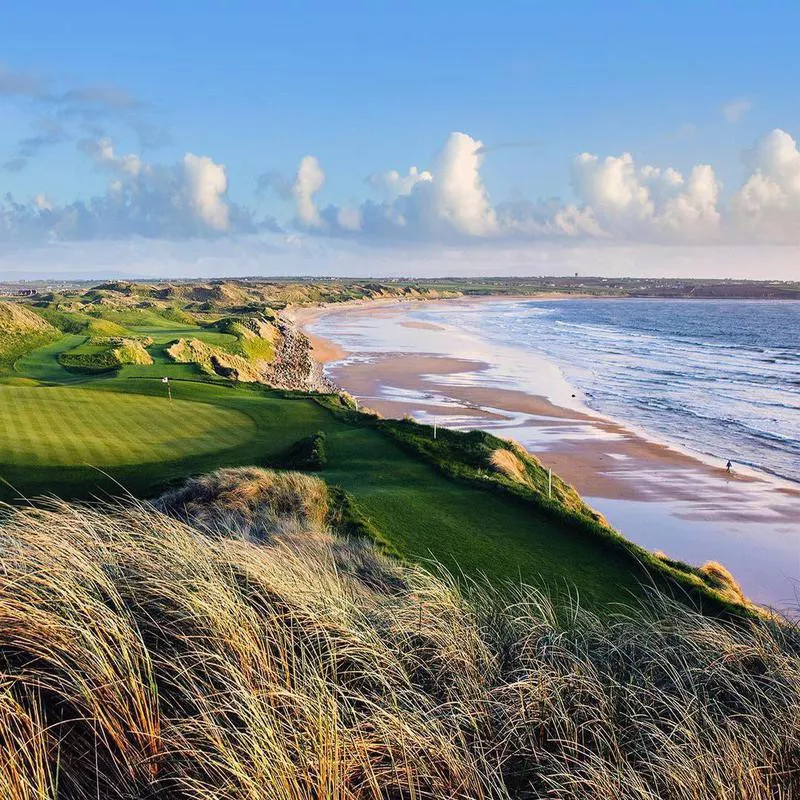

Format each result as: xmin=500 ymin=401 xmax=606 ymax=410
xmin=0 ymin=386 xmax=254 ymax=467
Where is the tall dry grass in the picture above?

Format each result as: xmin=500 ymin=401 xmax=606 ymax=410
xmin=0 ymin=469 xmax=797 ymax=798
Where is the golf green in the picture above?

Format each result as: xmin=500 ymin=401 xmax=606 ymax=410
xmin=0 ymin=385 xmax=255 ymax=467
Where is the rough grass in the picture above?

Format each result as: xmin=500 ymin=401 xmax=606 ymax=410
xmin=58 ymin=337 xmax=154 ymax=373
xmin=156 ymin=466 xmax=330 ymax=533
xmin=0 ymin=385 xmax=255 ymax=466
xmin=0 ymin=302 xmax=60 ymax=374
xmin=166 ymin=338 xmax=265 ymax=382
xmin=489 ymin=447 xmax=529 ymax=484
xmin=0 ymin=487 xmax=796 ymax=799
xmin=700 ymin=560 xmax=747 ymax=604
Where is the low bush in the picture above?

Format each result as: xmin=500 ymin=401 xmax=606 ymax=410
xmin=274 ymin=430 xmax=328 ymax=471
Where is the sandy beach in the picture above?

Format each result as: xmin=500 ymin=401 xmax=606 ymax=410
xmin=291 ymin=298 xmax=800 ymax=608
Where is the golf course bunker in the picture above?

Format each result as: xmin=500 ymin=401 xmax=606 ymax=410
xmin=0 ymin=385 xmax=256 ymax=467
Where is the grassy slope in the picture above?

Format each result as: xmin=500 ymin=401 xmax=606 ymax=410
xmin=0 ymin=301 xmax=738 ymax=610
xmin=0 ymin=375 xmax=652 ymax=607
xmin=0 ymin=301 xmax=61 ymax=377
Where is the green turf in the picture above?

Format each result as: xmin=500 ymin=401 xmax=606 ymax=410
xmin=0 ymin=384 xmax=255 ymax=467
xmin=127 ymin=325 xmax=238 ymax=348
xmin=9 ymin=321 xmax=238 ymax=386
xmin=86 ymin=309 xmax=188 ymax=329
xmin=0 ymin=376 xmax=653 ymax=607
xmin=0 ymin=327 xmax=61 ymax=378
xmin=10 ymin=335 xmax=88 ymax=384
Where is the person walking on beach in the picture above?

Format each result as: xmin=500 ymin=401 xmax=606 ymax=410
xmin=726 ymin=460 xmax=733 ymax=474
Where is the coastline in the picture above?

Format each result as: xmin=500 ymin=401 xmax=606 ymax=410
xmin=289 ymin=296 xmax=800 ymax=607
xmin=291 ymin=299 xmax=797 ymax=503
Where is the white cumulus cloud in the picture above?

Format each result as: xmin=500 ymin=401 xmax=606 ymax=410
xmin=731 ymin=128 xmax=800 ymax=243
xmin=568 ymin=153 xmax=721 ymax=241
xmin=367 ymin=166 xmax=433 ymax=199
xmin=293 ymin=133 xmax=725 ymax=244
xmin=299 ymin=132 xmax=496 ymax=240
xmin=183 ymin=153 xmax=230 ymax=231
xmin=293 ymin=155 xmax=326 ymax=229
xmin=0 ymin=137 xmax=251 ymax=240
xmin=428 ymin=131 xmax=496 ymax=236
xmin=6 ymin=124 xmax=800 ymax=251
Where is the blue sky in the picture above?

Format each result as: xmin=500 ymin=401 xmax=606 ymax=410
xmin=2 ymin=1 xmax=800 ymax=278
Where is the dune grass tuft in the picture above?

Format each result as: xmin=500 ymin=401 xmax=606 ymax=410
xmin=489 ymin=447 xmax=529 ymax=484
xmin=0 ymin=482 xmax=797 ymax=798
xmin=700 ymin=560 xmax=747 ymax=603
xmin=156 ymin=465 xmax=331 ymax=534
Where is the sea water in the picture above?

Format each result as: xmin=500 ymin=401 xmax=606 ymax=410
xmin=411 ymin=298 xmax=800 ymax=484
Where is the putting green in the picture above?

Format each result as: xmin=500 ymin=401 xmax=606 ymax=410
xmin=0 ymin=385 xmax=255 ymax=467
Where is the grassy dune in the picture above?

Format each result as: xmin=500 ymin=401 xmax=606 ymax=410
xmin=0 ymin=478 xmax=796 ymax=799
xmin=0 ymin=302 xmax=60 ymax=376
xmin=58 ymin=337 xmax=154 ymax=373
xmin=0 ymin=385 xmax=254 ymax=467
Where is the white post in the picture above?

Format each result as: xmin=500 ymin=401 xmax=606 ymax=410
xmin=548 ymin=468 xmax=552 ymax=499
xmin=433 ymin=417 xmax=437 ymax=439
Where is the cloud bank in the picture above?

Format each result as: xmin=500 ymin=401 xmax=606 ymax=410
xmin=1 ymin=137 xmax=263 ymax=240
xmin=278 ymin=128 xmax=800 ymax=247
xmin=3 ymin=91 xmax=800 ymax=258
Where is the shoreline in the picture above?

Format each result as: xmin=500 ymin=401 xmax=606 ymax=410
xmin=288 ymin=296 xmax=800 ymax=607
xmin=291 ymin=298 xmax=798 ymax=504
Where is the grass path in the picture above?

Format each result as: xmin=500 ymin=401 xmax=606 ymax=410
xmin=11 ymin=335 xmax=90 ymax=384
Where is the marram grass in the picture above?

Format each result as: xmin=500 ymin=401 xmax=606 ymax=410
xmin=0 ymin=469 xmax=797 ymax=799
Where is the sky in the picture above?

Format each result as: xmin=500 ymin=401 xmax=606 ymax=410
xmin=2 ymin=1 xmax=800 ymax=279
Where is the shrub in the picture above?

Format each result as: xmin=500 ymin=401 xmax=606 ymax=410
xmin=275 ymin=431 xmax=328 ymax=471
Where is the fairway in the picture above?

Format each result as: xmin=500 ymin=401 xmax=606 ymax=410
xmin=0 ymin=385 xmax=255 ymax=467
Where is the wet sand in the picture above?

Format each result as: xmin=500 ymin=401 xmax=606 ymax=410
xmin=322 ymin=351 xmax=796 ymax=512
xmin=290 ymin=298 xmax=800 ymax=607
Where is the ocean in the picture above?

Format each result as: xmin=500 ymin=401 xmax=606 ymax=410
xmin=410 ymin=298 xmax=800 ymax=485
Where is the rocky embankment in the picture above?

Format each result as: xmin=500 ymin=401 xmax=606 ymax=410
xmin=262 ymin=316 xmax=337 ymax=393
